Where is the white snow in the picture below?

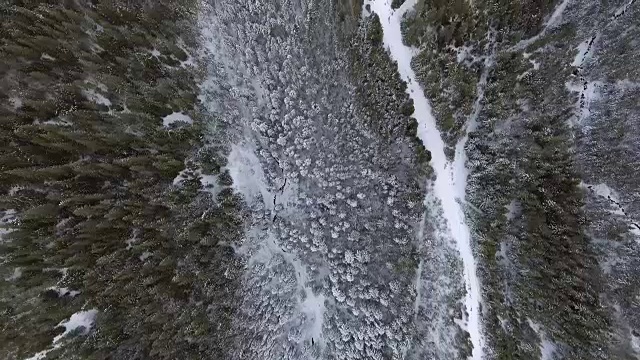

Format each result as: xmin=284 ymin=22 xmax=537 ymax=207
xmin=178 ymin=43 xmax=196 ymax=68
xmin=224 ymin=134 xmax=324 ymax=348
xmin=40 ymin=53 xmax=56 ymax=61
xmin=632 ymin=328 xmax=640 ymax=354
xmin=505 ymin=200 xmax=521 ymax=221
xmin=565 ymin=80 xmax=601 ymax=125
xmin=292 ymin=250 xmax=326 ymax=346
xmin=8 ymin=97 xmax=22 ymax=110
xmin=199 ymin=173 xmax=221 ymax=195
xmin=226 ymin=142 xmax=277 ymax=211
xmin=171 ymin=165 xmax=222 ymax=196
xmin=125 ymin=229 xmax=140 ymax=250
xmin=517 ymin=63 xmax=537 ymax=81
xmin=583 ymin=182 xmax=624 ymax=215
xmin=614 ymin=79 xmax=640 ymax=91
xmin=2 ymin=208 xmax=17 ymax=221
xmin=24 ymin=349 xmax=53 ymax=360
xmin=413 ymin=258 xmax=424 ymax=320
xmin=588 ymin=183 xmax=621 ymax=202
xmin=530 ymin=58 xmax=541 ymax=70
xmin=614 ymin=0 xmax=635 ymax=18
xmin=572 ymin=39 xmax=592 ymax=67
xmin=571 ymin=35 xmax=598 ymax=68
xmin=53 ymin=309 xmax=98 ymax=343
xmin=43 ymin=267 xmax=69 ymax=280
xmin=162 ymin=112 xmax=193 ymax=127
xmin=138 ymin=251 xmax=153 ymax=261
xmin=82 ymin=89 xmax=111 ymax=107
xmin=6 ymin=267 xmax=22 ymax=281
xmin=366 ymin=0 xmax=485 ymax=358
xmin=23 ymin=309 xmax=98 ymax=360
xmin=172 ymin=167 xmax=191 ymax=186
xmin=1 ymin=209 xmax=16 ymax=241
xmin=43 ymin=117 xmax=73 ymax=127
xmin=239 ymin=215 xmax=326 ymax=348
xmin=542 ymin=0 xmax=571 ymax=30
xmin=510 ymin=0 xmax=572 ymax=51
xmin=539 ymin=334 xmax=557 ymax=359
xmin=47 ymin=287 xmax=81 ymax=298
xmin=566 ymin=35 xmax=601 ymax=127
xmin=453 ymin=45 xmax=478 ymax=64
xmin=582 ymin=182 xmax=640 ymax=237
xmin=527 ymin=318 xmax=558 ymax=360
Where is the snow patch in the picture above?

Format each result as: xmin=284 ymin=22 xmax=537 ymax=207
xmin=1 ymin=209 xmax=16 ymax=241
xmin=294 ymin=253 xmax=326 ymax=346
xmin=582 ymin=182 xmax=640 ymax=237
xmin=527 ymin=319 xmax=558 ymax=360
xmin=139 ymin=251 xmax=153 ymax=261
xmin=589 ymin=183 xmax=621 ymax=203
xmin=172 ymin=167 xmax=191 ymax=186
xmin=43 ymin=117 xmax=73 ymax=127
xmin=572 ymin=40 xmax=590 ymax=66
xmin=510 ymin=0 xmax=572 ymax=51
xmin=505 ymin=200 xmax=521 ymax=221
xmin=125 ymin=229 xmax=140 ymax=250
xmin=43 ymin=267 xmax=69 ymax=280
xmin=614 ymin=0 xmax=636 ymax=18
xmin=178 ymin=43 xmax=196 ymax=68
xmin=162 ymin=112 xmax=193 ymax=127
xmin=53 ymin=309 xmax=98 ymax=343
xmin=583 ymin=182 xmax=625 ymax=215
xmin=631 ymin=328 xmax=640 ymax=353
xmin=240 ymin=227 xmax=327 ymax=348
xmin=413 ymin=258 xmax=424 ymax=320
xmin=40 ymin=53 xmax=56 ymax=61
xmin=571 ymin=35 xmax=598 ymax=67
xmin=224 ymin=131 xmax=324 ymax=348
xmin=614 ymin=79 xmax=640 ymax=91
xmin=199 ymin=173 xmax=222 ymax=195
xmin=566 ymin=80 xmax=601 ymax=125
xmin=82 ymin=89 xmax=111 ymax=107
xmin=226 ymin=142 xmax=274 ymax=210
xmin=48 ymin=287 xmax=81 ymax=298
xmin=8 ymin=97 xmax=22 ymax=110
xmin=172 ymin=166 xmax=220 ymax=196
xmin=24 ymin=349 xmax=53 ymax=360
xmin=543 ymin=0 xmax=571 ymax=30
xmin=452 ymin=45 xmax=478 ymax=64
xmin=6 ymin=267 xmax=22 ymax=281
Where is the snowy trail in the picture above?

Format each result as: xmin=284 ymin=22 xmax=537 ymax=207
xmin=366 ymin=0 xmax=485 ymax=358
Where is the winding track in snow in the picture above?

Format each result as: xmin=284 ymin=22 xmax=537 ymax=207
xmin=365 ymin=0 xmax=485 ymax=358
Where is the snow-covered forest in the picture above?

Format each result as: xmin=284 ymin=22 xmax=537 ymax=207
xmin=1 ymin=0 xmax=639 ymax=359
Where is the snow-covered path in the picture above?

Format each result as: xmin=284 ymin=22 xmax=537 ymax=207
xmin=366 ymin=0 xmax=485 ymax=358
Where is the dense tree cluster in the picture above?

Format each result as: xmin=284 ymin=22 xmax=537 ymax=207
xmin=0 ymin=1 xmax=245 ymax=359
xmin=401 ymin=0 xmax=565 ymax=158
xmin=198 ymin=0 xmax=437 ymax=358
xmin=398 ymin=0 xmax=640 ymax=358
